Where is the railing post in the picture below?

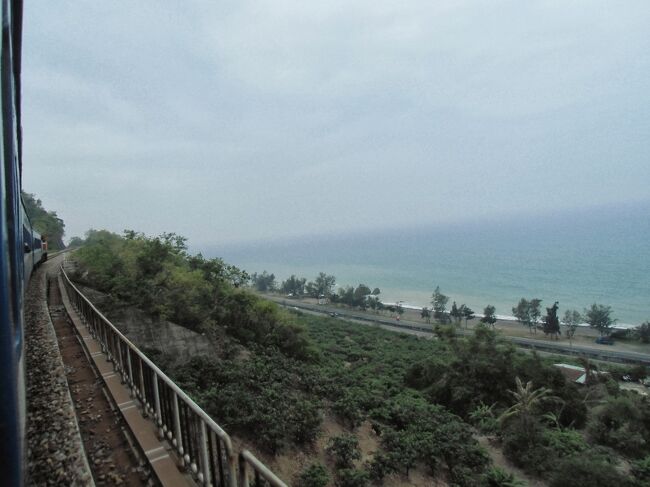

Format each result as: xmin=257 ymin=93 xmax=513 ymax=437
xmin=228 ymin=453 xmax=238 ymax=487
xmin=199 ymin=421 xmax=211 ymax=486
xmin=238 ymin=455 xmax=249 ymax=487
xmin=126 ymin=347 xmax=134 ymax=394
xmin=173 ymin=392 xmax=185 ymax=465
xmin=102 ymin=316 xmax=110 ymax=357
xmin=153 ymin=372 xmax=163 ymax=439
xmin=138 ymin=358 xmax=146 ymax=412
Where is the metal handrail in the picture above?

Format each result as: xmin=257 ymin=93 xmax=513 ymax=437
xmin=60 ymin=264 xmax=240 ymax=486
xmin=239 ymin=450 xmax=288 ymax=487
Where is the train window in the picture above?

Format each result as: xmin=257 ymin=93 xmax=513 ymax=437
xmin=22 ymin=225 xmax=30 ymax=252
xmin=33 ymin=238 xmax=40 ymax=248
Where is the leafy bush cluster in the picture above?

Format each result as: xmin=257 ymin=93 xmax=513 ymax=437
xmin=368 ymin=394 xmax=489 ymax=485
xmin=74 ymin=230 xmax=650 ymax=486
xmin=74 ymin=230 xmax=314 ymax=359
xmin=304 ymin=318 xmax=493 ymax=485
xmin=405 ymin=325 xmax=586 ymax=426
xmin=171 ymin=352 xmax=323 ymax=454
xmin=22 ymin=191 xmax=66 ymax=249
xmin=297 ymin=463 xmax=329 ymax=487
xmin=587 ymin=395 xmax=650 ymax=457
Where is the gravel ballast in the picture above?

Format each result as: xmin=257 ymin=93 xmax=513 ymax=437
xmin=25 ymin=255 xmax=93 ymax=485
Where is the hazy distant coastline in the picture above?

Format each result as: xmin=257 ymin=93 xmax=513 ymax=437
xmin=203 ymin=204 xmax=650 ymax=327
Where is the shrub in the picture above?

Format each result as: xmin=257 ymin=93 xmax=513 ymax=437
xmin=333 ymin=393 xmax=364 ymax=428
xmin=335 ymin=469 xmax=369 ymax=487
xmin=631 ymin=455 xmax=650 ymax=484
xmin=366 ymin=452 xmax=397 ymax=481
xmin=549 ymin=456 xmax=634 ymax=487
xmin=380 ymin=429 xmax=419 ymax=475
xmin=484 ymin=467 xmax=526 ymax=487
xmin=587 ymin=395 xmax=650 ymax=457
xmin=327 ymin=434 xmax=361 ymax=469
xmin=635 ymin=322 xmax=650 ymax=344
xmin=543 ymin=428 xmax=588 ymax=457
xmin=469 ymin=403 xmax=499 ymax=434
xmin=297 ymin=463 xmax=329 ymax=487
xmin=501 ymin=418 xmax=552 ymax=475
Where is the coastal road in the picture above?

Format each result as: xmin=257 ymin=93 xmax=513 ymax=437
xmin=264 ymin=295 xmax=650 ymax=366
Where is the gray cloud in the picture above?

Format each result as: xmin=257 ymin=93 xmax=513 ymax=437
xmin=22 ymin=1 xmax=650 ymax=245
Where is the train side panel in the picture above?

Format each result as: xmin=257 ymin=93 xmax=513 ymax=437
xmin=0 ymin=0 xmax=25 ymax=485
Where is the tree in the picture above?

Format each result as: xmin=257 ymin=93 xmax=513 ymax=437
xmin=280 ymin=275 xmax=306 ymax=296
xmin=68 ymin=236 xmax=85 ymax=248
xmin=366 ymin=296 xmax=380 ymax=313
xmin=251 ymin=271 xmax=276 ymax=292
xmin=635 ymin=322 xmax=650 ymax=344
xmin=500 ymin=377 xmax=553 ymax=431
xmin=480 ymin=305 xmax=497 ymax=328
xmin=530 ymin=299 xmax=543 ymax=332
xmin=22 ymin=191 xmax=66 ymax=249
xmin=450 ymin=301 xmax=461 ymax=325
xmin=543 ymin=301 xmax=561 ymax=339
xmin=306 ymin=272 xmax=336 ymax=298
xmin=563 ymin=310 xmax=581 ymax=346
xmin=395 ymin=303 xmax=404 ymax=318
xmin=584 ymin=303 xmax=615 ymax=336
xmin=512 ymin=298 xmax=542 ymax=334
xmin=461 ymin=305 xmax=475 ymax=329
xmin=421 ymin=307 xmax=431 ymax=324
xmin=431 ymin=286 xmax=449 ymax=323
xmin=353 ymin=284 xmax=372 ymax=307
xmin=371 ymin=287 xmax=381 ymax=295
xmin=337 ymin=286 xmax=355 ymax=306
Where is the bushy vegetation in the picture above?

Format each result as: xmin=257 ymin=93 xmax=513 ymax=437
xmin=173 ymin=352 xmax=322 ymax=453
xmin=73 ymin=230 xmax=650 ymax=485
xmin=297 ymin=463 xmax=329 ymax=487
xmin=22 ymin=191 xmax=66 ymax=249
xmin=73 ymin=230 xmax=315 ymax=360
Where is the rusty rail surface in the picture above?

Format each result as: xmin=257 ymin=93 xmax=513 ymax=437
xmin=60 ymin=263 xmax=287 ymax=487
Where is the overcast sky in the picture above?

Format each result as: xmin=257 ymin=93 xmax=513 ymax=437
xmin=22 ymin=1 xmax=650 ymax=245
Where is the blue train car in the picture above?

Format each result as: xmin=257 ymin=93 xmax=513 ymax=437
xmin=1 ymin=0 xmax=26 ymax=485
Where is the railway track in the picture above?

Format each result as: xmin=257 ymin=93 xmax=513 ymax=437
xmin=48 ymin=276 xmax=150 ymax=485
xmin=26 ymin=254 xmax=289 ymax=486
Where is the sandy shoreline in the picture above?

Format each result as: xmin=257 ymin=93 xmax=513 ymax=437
xmin=379 ymin=300 xmax=638 ymax=330
xmin=269 ymin=293 xmax=650 ymax=355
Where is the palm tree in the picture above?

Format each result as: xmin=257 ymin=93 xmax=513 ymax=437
xmin=499 ymin=377 xmax=554 ymax=427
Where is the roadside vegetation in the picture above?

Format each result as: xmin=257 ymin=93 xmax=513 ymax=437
xmin=22 ymin=191 xmax=66 ymax=249
xmin=72 ymin=230 xmax=650 ymax=486
xmin=254 ymin=272 xmax=650 ymax=346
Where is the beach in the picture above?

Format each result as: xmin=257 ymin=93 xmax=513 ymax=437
xmin=206 ymin=204 xmax=650 ymax=326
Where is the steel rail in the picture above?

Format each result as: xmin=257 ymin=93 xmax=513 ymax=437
xmin=60 ymin=264 xmax=286 ymax=487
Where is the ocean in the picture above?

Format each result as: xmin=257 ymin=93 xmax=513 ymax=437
xmin=201 ymin=203 xmax=650 ymax=327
